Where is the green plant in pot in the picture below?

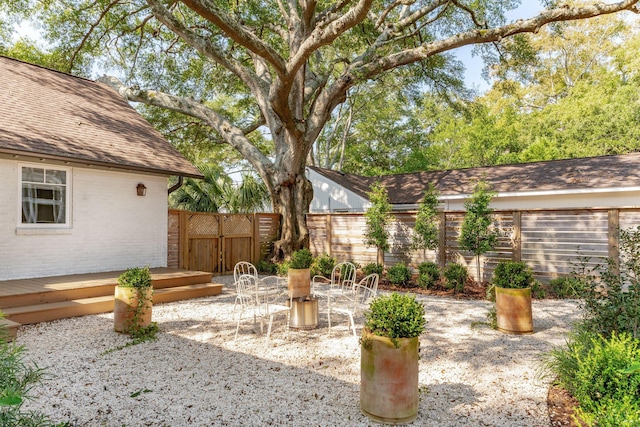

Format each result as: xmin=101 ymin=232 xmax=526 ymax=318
xmin=491 ymin=260 xmax=534 ymax=334
xmin=360 ymin=292 xmax=426 ymax=424
xmin=114 ymin=266 xmax=154 ymax=335
xmin=288 ymin=248 xmax=313 ymax=298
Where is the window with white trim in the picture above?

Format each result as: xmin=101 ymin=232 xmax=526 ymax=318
xmin=20 ymin=165 xmax=70 ymax=226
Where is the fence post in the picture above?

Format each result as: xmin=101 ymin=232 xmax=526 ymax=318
xmin=179 ymin=210 xmax=188 ymax=269
xmin=326 ymin=214 xmax=332 ymax=256
xmin=512 ymin=211 xmax=522 ymax=262
xmin=609 ymin=209 xmax=620 ymax=276
xmin=253 ymin=213 xmax=260 ymax=265
xmin=438 ymin=212 xmax=446 ymax=269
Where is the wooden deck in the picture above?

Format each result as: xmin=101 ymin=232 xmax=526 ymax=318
xmin=0 ymin=268 xmax=224 ymax=328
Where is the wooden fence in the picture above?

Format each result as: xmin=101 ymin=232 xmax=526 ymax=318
xmin=167 ymin=210 xmax=281 ymax=275
xmin=308 ymin=208 xmax=640 ymax=283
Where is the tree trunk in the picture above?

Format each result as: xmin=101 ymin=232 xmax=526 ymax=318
xmin=269 ymin=166 xmax=314 ymax=261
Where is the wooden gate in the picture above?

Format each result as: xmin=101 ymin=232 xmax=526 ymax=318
xmin=168 ymin=210 xmax=280 ymax=275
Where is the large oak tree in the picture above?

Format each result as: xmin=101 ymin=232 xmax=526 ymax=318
xmin=14 ymin=0 xmax=639 ymax=257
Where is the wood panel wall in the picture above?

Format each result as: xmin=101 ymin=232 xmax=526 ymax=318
xmin=167 ymin=210 xmax=281 ymax=275
xmin=307 ymin=208 xmax=640 ymax=283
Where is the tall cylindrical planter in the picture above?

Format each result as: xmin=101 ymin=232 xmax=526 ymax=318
xmin=114 ymin=286 xmax=153 ymax=333
xmin=361 ymin=335 xmax=420 ymax=424
xmin=495 ymin=286 xmax=533 ymax=334
xmin=287 ymin=268 xmax=311 ymax=298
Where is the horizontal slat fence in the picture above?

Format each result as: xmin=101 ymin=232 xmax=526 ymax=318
xmin=308 ymin=208 xmax=640 ymax=283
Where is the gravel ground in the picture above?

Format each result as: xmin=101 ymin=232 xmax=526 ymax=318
xmin=17 ymin=275 xmax=581 ymax=427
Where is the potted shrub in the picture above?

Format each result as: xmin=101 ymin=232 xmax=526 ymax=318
xmin=288 ymin=248 xmax=313 ymax=298
xmin=114 ymin=266 xmax=153 ymax=334
xmin=492 ymin=260 xmax=534 ymax=334
xmin=360 ymin=292 xmax=426 ymax=424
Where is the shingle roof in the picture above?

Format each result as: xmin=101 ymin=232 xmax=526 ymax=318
xmin=0 ymin=55 xmax=202 ymax=178
xmin=309 ymin=152 xmax=640 ymax=205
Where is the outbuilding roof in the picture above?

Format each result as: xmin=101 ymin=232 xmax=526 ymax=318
xmin=0 ymin=55 xmax=202 ymax=178
xmin=309 ymin=152 xmax=640 ymax=205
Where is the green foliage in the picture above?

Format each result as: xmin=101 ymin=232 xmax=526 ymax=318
xmin=170 ymin=164 xmax=270 ymax=213
xmin=459 ymin=181 xmax=499 ymax=282
xmin=444 ymin=262 xmax=468 ymax=293
xmin=492 ymin=261 xmax=534 ymax=289
xmin=548 ymin=277 xmax=585 ymax=299
xmin=256 ymin=260 xmax=278 ymax=275
xmin=387 ymin=262 xmax=412 ymax=287
xmin=289 ymin=248 xmax=313 ymax=270
xmin=579 ymin=226 xmax=640 ymax=340
xmin=363 ymin=182 xmax=392 ymax=254
xmin=311 ymin=253 xmax=336 ymax=277
xmin=574 ymin=395 xmax=640 ymax=427
xmin=412 ymin=184 xmax=440 ymax=252
xmin=363 ymin=293 xmax=426 ymax=348
xmin=117 ymin=267 xmax=156 ymax=342
xmin=0 ymin=323 xmax=66 ymax=426
xmin=362 ymin=263 xmax=384 ymax=276
xmin=545 ymin=331 xmax=640 ymax=419
xmin=417 ymin=262 xmax=440 ymax=289
xmin=117 ymin=267 xmax=152 ymax=289
xmin=277 ymin=262 xmax=289 ymax=276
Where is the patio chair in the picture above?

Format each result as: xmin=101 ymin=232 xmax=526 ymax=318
xmin=328 ymin=273 xmax=379 ymax=336
xmin=311 ymin=261 xmax=357 ymax=297
xmin=234 ymin=274 xmax=291 ymax=344
xmin=233 ymin=261 xmax=284 ymax=312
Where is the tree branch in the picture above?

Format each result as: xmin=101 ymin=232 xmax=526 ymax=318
xmin=145 ymin=0 xmax=270 ymax=108
xmin=98 ymin=75 xmax=272 ymax=178
xmin=356 ymin=1 xmax=640 ymax=80
xmin=180 ymin=0 xmax=287 ymax=76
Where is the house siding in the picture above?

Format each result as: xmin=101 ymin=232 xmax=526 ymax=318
xmin=307 ymin=168 xmax=370 ymax=212
xmin=0 ymin=158 xmax=168 ymax=280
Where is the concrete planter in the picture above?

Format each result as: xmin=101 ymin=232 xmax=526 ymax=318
xmin=495 ymin=286 xmax=533 ymax=334
xmin=114 ymin=285 xmax=153 ymax=333
xmin=360 ymin=335 xmax=420 ymax=424
xmin=287 ymin=268 xmax=311 ymax=298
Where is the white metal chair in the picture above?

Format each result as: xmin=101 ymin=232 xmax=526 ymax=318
xmin=329 ymin=273 xmax=379 ymax=336
xmin=233 ymin=261 xmax=284 ymax=311
xmin=312 ymin=261 xmax=357 ymax=297
xmin=234 ymin=274 xmax=291 ymax=344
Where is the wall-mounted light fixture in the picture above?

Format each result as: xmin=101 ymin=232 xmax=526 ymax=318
xmin=136 ymin=183 xmax=147 ymax=196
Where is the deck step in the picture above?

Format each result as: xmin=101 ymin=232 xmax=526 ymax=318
xmin=0 ymin=271 xmax=214 ymax=309
xmin=3 ymin=283 xmax=224 ymax=325
xmin=1 ymin=318 xmax=20 ymax=342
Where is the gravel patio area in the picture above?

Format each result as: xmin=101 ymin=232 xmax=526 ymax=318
xmin=17 ymin=275 xmax=581 ymax=426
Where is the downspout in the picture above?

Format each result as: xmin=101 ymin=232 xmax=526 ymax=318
xmin=168 ymin=176 xmax=184 ymax=194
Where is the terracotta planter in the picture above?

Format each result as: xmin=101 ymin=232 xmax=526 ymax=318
xmin=287 ymin=268 xmax=311 ymax=298
xmin=114 ymin=285 xmax=153 ymax=333
xmin=495 ymin=286 xmax=533 ymax=334
xmin=360 ymin=335 xmax=420 ymax=424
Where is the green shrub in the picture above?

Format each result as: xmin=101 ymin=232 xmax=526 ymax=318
xmin=387 ymin=262 xmax=412 ymax=287
xmin=492 ymin=261 xmax=534 ymax=289
xmin=574 ymin=395 xmax=640 ymax=427
xmin=289 ymin=248 xmax=313 ymax=269
xmin=444 ymin=263 xmax=468 ymax=293
xmin=117 ymin=266 xmax=152 ymax=289
xmin=362 ymin=263 xmax=384 ymax=276
xmin=417 ymin=262 xmax=440 ymax=289
xmin=311 ymin=253 xmax=335 ymax=277
xmin=256 ymin=260 xmax=278 ymax=275
xmin=578 ymin=227 xmax=640 ymax=339
xmin=363 ymin=292 xmax=426 ymax=348
xmin=548 ymin=276 xmax=585 ymax=299
xmin=277 ymin=261 xmax=289 ymax=276
xmin=545 ymin=331 xmax=640 ymax=417
xmin=0 ymin=321 xmax=66 ymax=426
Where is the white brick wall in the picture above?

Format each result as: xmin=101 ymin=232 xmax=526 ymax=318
xmin=0 ymin=158 xmax=168 ymax=280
